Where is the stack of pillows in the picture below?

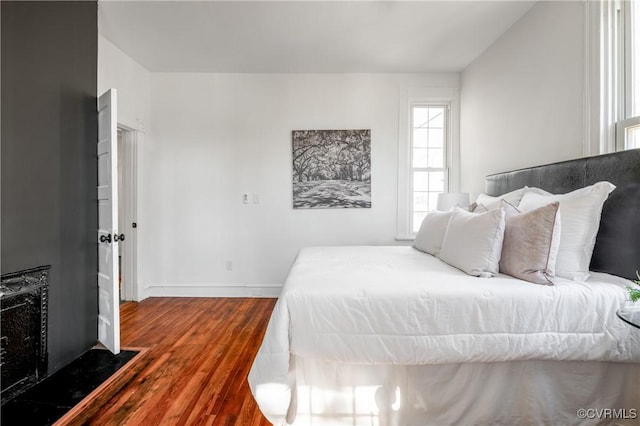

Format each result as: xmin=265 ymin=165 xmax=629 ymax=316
xmin=414 ymin=182 xmax=616 ymax=284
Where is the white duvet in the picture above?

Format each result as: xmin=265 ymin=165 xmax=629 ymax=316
xmin=248 ymin=246 xmax=640 ymax=423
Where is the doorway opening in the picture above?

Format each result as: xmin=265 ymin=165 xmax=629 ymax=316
xmin=117 ymin=126 xmax=138 ymax=302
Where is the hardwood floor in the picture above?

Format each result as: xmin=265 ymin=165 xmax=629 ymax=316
xmin=69 ymin=297 xmax=276 ymax=426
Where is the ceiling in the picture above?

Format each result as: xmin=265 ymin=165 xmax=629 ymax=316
xmin=98 ymin=1 xmax=536 ymax=73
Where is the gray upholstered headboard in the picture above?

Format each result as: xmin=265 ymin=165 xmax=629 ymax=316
xmin=485 ymin=149 xmax=640 ymax=281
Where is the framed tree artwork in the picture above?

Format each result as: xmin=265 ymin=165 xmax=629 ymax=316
xmin=292 ymin=129 xmax=371 ymax=209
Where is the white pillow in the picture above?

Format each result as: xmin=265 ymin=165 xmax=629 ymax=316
xmin=439 ymin=207 xmax=506 ymax=277
xmin=414 ymin=211 xmax=453 ymax=256
xmin=518 ymin=181 xmax=615 ymax=281
xmin=476 ymin=186 xmax=550 ymax=210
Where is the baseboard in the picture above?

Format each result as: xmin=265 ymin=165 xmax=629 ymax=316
xmin=142 ymin=283 xmax=282 ymax=299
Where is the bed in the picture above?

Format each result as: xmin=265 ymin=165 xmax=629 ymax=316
xmin=249 ymin=150 xmax=640 ymax=426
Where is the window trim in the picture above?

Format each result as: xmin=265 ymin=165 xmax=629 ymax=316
xmin=623 ymin=0 xmax=635 ymax=119
xmin=616 ymin=115 xmax=640 ymax=149
xmin=616 ymin=0 xmax=640 ymax=150
xmin=586 ymin=0 xmax=640 ymax=153
xmin=396 ymin=87 xmax=459 ymax=240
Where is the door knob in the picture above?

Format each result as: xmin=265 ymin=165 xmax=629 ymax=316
xmin=114 ymin=233 xmax=125 ymax=242
xmin=99 ymin=234 xmax=112 ymax=244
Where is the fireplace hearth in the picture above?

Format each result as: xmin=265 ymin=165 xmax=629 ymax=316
xmin=1 ymin=266 xmax=50 ymax=404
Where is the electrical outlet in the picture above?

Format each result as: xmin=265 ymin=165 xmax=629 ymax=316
xmin=253 ymin=193 xmax=260 ymax=204
xmin=242 ymin=194 xmax=249 ymax=204
xmin=225 ymin=261 xmax=233 ymax=271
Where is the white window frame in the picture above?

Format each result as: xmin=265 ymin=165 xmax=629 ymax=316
xmin=586 ymin=0 xmax=640 ymax=153
xmin=409 ymin=103 xmax=449 ymax=234
xmin=616 ymin=0 xmax=640 ymax=150
xmin=396 ymin=87 xmax=460 ymax=240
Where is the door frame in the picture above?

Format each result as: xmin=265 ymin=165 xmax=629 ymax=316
xmin=117 ymin=124 xmax=139 ymax=301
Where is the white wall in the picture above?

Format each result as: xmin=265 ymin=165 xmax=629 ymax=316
xmin=98 ymin=35 xmax=152 ymax=300
xmin=101 ymin=0 xmax=587 ymax=297
xmin=98 ymin=35 xmax=151 ymax=132
xmin=460 ymin=1 xmax=586 ymax=198
xmin=144 ymin=73 xmax=458 ymax=296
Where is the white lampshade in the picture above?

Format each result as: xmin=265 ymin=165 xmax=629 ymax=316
xmin=437 ymin=192 xmax=470 ymax=211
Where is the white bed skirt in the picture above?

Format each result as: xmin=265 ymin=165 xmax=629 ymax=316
xmin=273 ymin=358 xmax=640 ymax=426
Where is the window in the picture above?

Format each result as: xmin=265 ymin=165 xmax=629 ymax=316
xmin=616 ymin=0 xmax=640 ymax=149
xmin=410 ymin=105 xmax=447 ymax=233
xmin=595 ymin=0 xmax=640 ymax=152
xmin=396 ymin=87 xmax=459 ymax=240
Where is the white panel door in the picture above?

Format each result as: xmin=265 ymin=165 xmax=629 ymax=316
xmin=97 ymin=89 xmax=120 ymax=354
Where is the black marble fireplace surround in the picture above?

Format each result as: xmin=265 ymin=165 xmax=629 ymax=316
xmin=1 ymin=266 xmax=50 ymax=404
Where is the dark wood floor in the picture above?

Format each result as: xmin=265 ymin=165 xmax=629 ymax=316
xmin=67 ymin=297 xmax=277 ymax=426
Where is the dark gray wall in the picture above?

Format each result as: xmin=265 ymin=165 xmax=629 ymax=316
xmin=1 ymin=1 xmax=98 ymax=373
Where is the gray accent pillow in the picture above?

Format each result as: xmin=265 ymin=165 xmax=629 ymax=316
xmin=499 ymin=202 xmax=561 ymax=285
